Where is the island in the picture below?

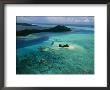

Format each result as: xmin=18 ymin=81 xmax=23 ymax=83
xmin=16 ymin=23 xmax=33 ymax=26
xmin=16 ymin=25 xmax=72 ymax=36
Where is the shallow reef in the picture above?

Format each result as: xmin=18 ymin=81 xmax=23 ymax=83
xmin=16 ymin=33 xmax=94 ymax=74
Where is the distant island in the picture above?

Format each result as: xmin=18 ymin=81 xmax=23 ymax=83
xmin=16 ymin=23 xmax=34 ymax=26
xmin=16 ymin=25 xmax=72 ymax=36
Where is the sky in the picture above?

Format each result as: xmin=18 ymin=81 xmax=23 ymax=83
xmin=16 ymin=16 xmax=94 ymax=25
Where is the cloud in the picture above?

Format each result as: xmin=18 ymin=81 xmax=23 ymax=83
xmin=46 ymin=16 xmax=94 ymax=24
xmin=46 ymin=17 xmax=67 ymax=23
xmin=16 ymin=16 xmax=39 ymax=23
xmin=83 ymin=17 xmax=90 ymax=22
xmin=17 ymin=16 xmax=94 ymax=25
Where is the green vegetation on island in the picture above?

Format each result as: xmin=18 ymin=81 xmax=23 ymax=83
xmin=16 ymin=25 xmax=72 ymax=36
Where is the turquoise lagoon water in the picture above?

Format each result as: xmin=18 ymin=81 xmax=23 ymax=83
xmin=16 ymin=27 xmax=94 ymax=74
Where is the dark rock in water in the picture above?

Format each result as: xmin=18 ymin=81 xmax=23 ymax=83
xmin=59 ymin=44 xmax=69 ymax=47
xmin=51 ymin=41 xmax=54 ymax=45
